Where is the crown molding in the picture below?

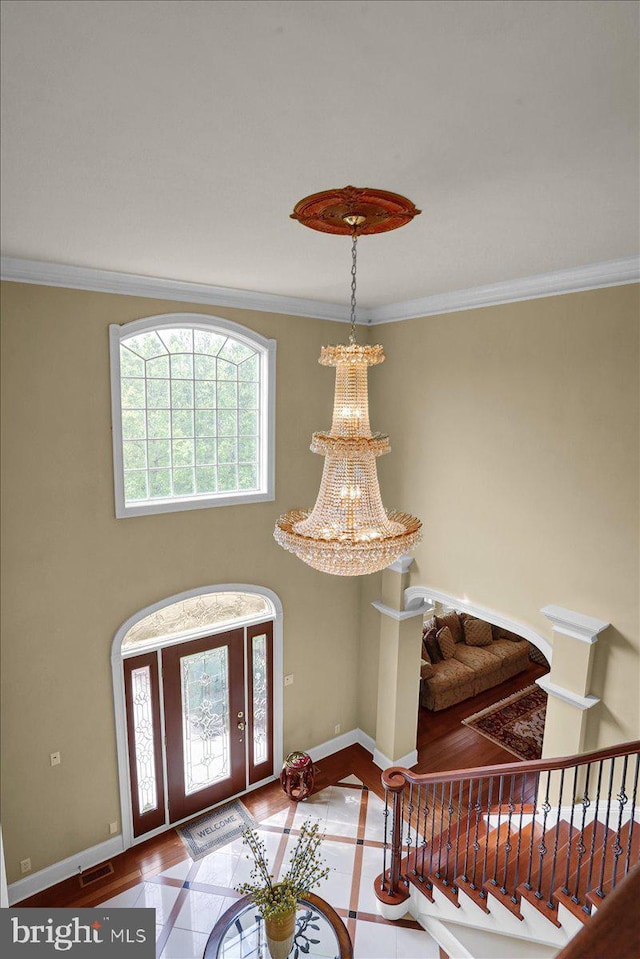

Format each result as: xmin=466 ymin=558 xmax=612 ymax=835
xmin=1 ymin=254 xmax=638 ymax=325
xmin=535 ymin=674 xmax=600 ymax=711
xmin=541 ymin=604 xmax=609 ymax=644
xmin=364 ymin=255 xmax=640 ymax=324
xmin=372 ymin=599 xmax=431 ymax=622
xmin=0 ymin=256 xmax=352 ymax=323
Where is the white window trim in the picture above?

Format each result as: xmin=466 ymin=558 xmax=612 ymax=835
xmin=110 ymin=312 xmax=276 ymax=518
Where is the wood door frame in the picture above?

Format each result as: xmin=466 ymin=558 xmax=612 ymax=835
xmin=111 ymin=584 xmax=284 ymax=850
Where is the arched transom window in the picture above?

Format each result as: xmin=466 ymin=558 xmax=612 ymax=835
xmin=110 ymin=313 xmax=276 ymax=517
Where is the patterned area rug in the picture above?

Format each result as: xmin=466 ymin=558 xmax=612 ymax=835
xmin=462 ymin=684 xmax=547 ymax=760
xmin=177 ymin=799 xmax=256 ymax=860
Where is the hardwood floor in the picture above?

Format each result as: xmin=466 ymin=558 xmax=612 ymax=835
xmin=18 ymin=662 xmax=548 ymax=909
xmin=416 ymin=661 xmax=548 ymax=773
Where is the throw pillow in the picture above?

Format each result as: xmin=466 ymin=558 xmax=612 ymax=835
xmin=435 ymin=610 xmax=463 ymax=644
xmin=492 ymin=625 xmax=523 ymax=642
xmin=436 ymin=625 xmax=456 ymax=660
xmin=463 ymin=616 xmax=493 ymax=647
xmin=420 ymin=661 xmax=435 ymax=680
xmin=423 ymin=626 xmax=442 ymax=663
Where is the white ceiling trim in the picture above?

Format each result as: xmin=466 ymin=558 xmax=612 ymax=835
xmin=0 ymin=257 xmax=351 ymax=323
xmin=365 ymin=255 xmax=640 ymax=324
xmin=1 ymin=254 xmax=638 ymax=325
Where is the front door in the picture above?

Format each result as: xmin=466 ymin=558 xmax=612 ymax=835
xmin=162 ymin=628 xmax=246 ymax=822
xmin=123 ymin=619 xmax=274 ymax=837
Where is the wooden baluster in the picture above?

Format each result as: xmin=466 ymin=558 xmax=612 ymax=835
xmin=546 ymin=766 xmax=565 ymax=909
xmin=611 ymin=755 xmax=629 ymax=891
xmin=595 ymin=757 xmax=616 ymax=899
xmin=571 ymin=763 xmax=592 ymax=904
xmin=535 ymin=770 xmax=552 ymax=899
xmin=623 ymin=753 xmax=639 ymax=881
xmin=479 ymin=777 xmax=494 ymax=900
xmin=511 ymin=772 xmax=527 ymax=904
xmin=500 ymin=774 xmax=516 ymax=895
xmin=491 ymin=774 xmax=505 ymax=886
xmin=461 ymin=778 xmax=474 ymax=884
xmin=561 ymin=764 xmax=581 ymax=895
xmin=524 ymin=771 xmax=541 ymax=890
xmin=453 ymin=779 xmax=463 ymax=893
xmin=582 ymin=759 xmax=604 ymax=915
xmin=436 ymin=782 xmax=446 ymax=879
xmin=470 ymin=777 xmax=483 ymax=890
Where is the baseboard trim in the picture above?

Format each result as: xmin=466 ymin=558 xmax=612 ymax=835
xmin=307 ymin=727 xmax=375 ymax=763
xmin=8 ymin=835 xmax=125 ymax=906
xmin=373 ymin=748 xmax=419 ymax=771
xmin=9 ymin=729 xmax=376 ymax=904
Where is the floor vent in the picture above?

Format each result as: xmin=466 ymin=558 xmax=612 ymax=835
xmin=78 ymin=862 xmax=114 ymax=887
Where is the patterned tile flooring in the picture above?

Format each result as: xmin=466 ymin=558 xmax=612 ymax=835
xmin=98 ymin=777 xmax=439 ymax=958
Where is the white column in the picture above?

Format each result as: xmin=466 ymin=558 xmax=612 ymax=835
xmin=372 ymin=555 xmax=431 ymax=769
xmin=538 ymin=605 xmax=608 ymax=758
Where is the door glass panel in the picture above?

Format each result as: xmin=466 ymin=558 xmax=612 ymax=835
xmin=181 ymin=647 xmax=230 ymax=795
xmin=130 ymin=666 xmax=158 ymax=814
xmin=251 ymin=634 xmax=268 ymax=766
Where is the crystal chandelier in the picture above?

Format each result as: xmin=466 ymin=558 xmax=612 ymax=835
xmin=274 ymin=186 xmax=423 ymax=576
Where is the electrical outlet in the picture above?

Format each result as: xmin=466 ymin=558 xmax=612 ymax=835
xmin=109 ymin=821 xmax=119 ymax=835
xmin=334 ymin=724 xmax=341 ymax=735
xmin=50 ymin=751 xmax=61 ymax=766
xmin=20 ymin=858 xmax=31 ymax=874
xmin=284 ymin=674 xmax=294 ymax=686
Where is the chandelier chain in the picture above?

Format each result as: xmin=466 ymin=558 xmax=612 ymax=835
xmin=349 ymin=231 xmax=358 ymax=345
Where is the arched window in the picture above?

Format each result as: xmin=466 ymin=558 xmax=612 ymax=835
xmin=110 ymin=313 xmax=275 ymax=517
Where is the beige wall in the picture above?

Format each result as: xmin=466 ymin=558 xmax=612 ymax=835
xmin=2 ymin=279 xmax=638 ymax=888
xmin=363 ymin=284 xmax=639 ymax=751
xmin=0 ymin=283 xmax=361 ymax=884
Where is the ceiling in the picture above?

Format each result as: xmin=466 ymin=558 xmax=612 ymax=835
xmin=1 ymin=0 xmax=638 ymax=309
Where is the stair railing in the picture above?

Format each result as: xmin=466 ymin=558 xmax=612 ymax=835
xmin=375 ymin=740 xmax=640 ymax=922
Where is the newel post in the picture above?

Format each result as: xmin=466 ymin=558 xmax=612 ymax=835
xmin=375 ymin=769 xmax=410 ymax=916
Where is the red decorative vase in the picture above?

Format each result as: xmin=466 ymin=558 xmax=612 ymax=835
xmin=280 ymin=751 xmax=315 ymax=801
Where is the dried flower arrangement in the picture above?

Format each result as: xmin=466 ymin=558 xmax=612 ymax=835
xmin=236 ymin=819 xmax=330 ymax=922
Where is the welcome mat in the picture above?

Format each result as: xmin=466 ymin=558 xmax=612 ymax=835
xmin=177 ymin=799 xmax=256 ymax=860
xmin=462 ymin=684 xmax=547 ymax=761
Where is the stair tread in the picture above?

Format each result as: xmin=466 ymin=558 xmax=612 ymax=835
xmin=552 ymin=821 xmax=615 ymax=919
xmin=454 ymin=823 xmax=512 ymax=913
xmin=584 ymin=819 xmax=640 ymax=907
xmin=516 ymin=820 xmax=578 ymax=925
xmin=482 ymin=821 xmax=542 ymax=919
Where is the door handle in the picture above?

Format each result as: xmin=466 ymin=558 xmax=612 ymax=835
xmin=237 ymin=721 xmax=246 ymax=731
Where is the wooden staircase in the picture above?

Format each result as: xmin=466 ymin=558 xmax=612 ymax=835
xmin=374 ymin=741 xmax=640 ymax=956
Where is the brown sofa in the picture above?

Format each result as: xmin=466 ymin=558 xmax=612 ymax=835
xmin=420 ymin=611 xmax=531 ymax=711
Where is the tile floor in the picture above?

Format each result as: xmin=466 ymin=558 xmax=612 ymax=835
xmin=97 ymin=778 xmax=440 ymax=958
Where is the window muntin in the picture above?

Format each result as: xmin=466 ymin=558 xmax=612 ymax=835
xmin=121 ymin=591 xmax=272 ymax=650
xmin=111 ymin=315 xmax=275 ymax=517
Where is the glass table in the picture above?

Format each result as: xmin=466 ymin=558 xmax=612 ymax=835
xmin=203 ymin=892 xmax=353 ymax=959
